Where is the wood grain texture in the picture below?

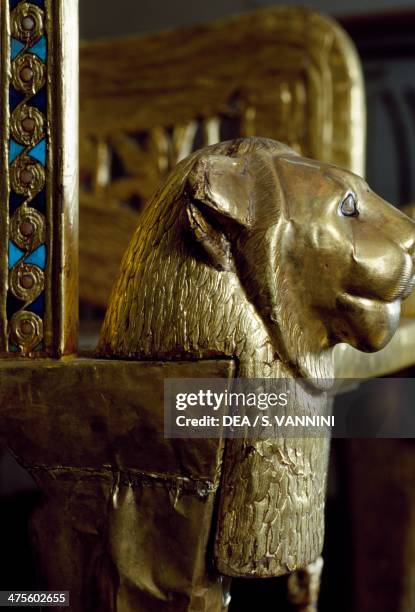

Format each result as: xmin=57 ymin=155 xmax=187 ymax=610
xmin=79 ymin=6 xmax=365 ymax=308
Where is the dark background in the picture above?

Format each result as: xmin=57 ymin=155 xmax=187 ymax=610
xmin=79 ymin=0 xmax=415 ymax=39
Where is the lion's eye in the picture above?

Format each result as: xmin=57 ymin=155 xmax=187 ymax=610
xmin=340 ymin=194 xmax=358 ymax=217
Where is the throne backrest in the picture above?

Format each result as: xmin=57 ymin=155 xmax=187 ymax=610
xmin=79 ymin=7 xmax=365 ymax=309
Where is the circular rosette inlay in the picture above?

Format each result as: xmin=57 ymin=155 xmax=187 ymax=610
xmin=11 ymin=53 xmax=45 ymax=95
xmin=10 ymin=104 xmax=45 ymax=147
xmin=10 ymin=206 xmax=45 ymax=251
xmin=10 ymin=310 xmax=43 ymax=352
xmin=11 ymin=2 xmax=44 ymax=44
xmin=10 ymin=155 xmax=45 ymax=197
xmin=10 ymin=263 xmax=44 ymax=303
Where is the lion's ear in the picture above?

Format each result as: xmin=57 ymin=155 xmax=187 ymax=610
xmin=187 ymin=155 xmax=252 ymax=227
xmin=186 ymin=201 xmax=235 ymax=271
xmin=185 ymin=155 xmax=252 ymax=271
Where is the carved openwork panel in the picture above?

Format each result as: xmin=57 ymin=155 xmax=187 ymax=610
xmin=79 ymin=7 xmax=365 ymax=308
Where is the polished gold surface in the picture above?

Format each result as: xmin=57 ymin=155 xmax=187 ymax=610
xmin=99 ymin=137 xmax=415 ymax=579
xmin=47 ymin=0 xmax=79 ymax=356
xmin=79 ymin=6 xmax=365 ymax=308
xmin=0 ymin=358 xmax=234 ymax=611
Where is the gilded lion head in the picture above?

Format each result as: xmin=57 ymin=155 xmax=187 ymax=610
xmin=98 ymin=138 xmax=415 ymax=578
xmin=99 ymin=137 xmax=415 ymax=380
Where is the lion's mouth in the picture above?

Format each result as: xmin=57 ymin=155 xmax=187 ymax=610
xmin=336 ymin=293 xmax=401 ymax=352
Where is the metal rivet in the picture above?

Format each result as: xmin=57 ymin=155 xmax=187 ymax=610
xmin=22 ymin=16 xmax=36 ymax=31
xmin=20 ymin=274 xmax=34 ymax=289
xmin=20 ymin=66 xmax=33 ymax=83
xmin=22 ymin=117 xmax=35 ymax=132
xmin=20 ymin=220 xmax=35 ymax=237
xmin=20 ymin=169 xmax=33 ymax=185
xmin=20 ymin=321 xmax=33 ymax=335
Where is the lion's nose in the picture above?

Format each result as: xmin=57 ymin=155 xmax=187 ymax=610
xmin=405 ymin=230 xmax=415 ymax=255
xmin=398 ymin=215 xmax=415 ymax=256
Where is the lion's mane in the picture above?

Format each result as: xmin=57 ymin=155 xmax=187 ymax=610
xmin=98 ymin=137 xmax=331 ymax=381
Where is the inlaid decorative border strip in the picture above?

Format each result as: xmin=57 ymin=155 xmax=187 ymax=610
xmin=0 ymin=4 xmax=11 ymax=353
xmin=0 ymin=0 xmax=78 ymax=357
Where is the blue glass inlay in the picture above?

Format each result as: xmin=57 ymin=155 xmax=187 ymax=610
xmin=11 ymin=38 xmax=25 ymax=60
xmin=11 ymin=0 xmax=45 ymax=7
xmin=27 ymin=292 xmax=45 ymax=315
xmin=8 ymin=241 xmax=25 ymax=269
xmin=28 ymin=36 xmax=47 ymax=62
xmin=9 ymin=192 xmax=27 ymax=215
xmin=10 ymin=88 xmax=25 ymax=111
xmin=7 ymin=295 xmax=23 ymax=318
xmin=25 ymin=244 xmax=46 ymax=269
xmin=29 ymin=87 xmax=47 ymax=113
xmin=30 ymin=190 xmax=46 ymax=215
xmin=28 ymin=139 xmax=46 ymax=165
xmin=9 ymin=139 xmax=25 ymax=164
xmin=9 ymin=344 xmax=18 ymax=353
